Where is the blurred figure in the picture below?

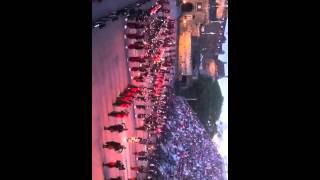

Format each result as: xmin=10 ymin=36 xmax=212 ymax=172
xmin=108 ymin=111 xmax=128 ymax=118
xmin=133 ymin=151 xmax=147 ymax=156
xmin=137 ymin=113 xmax=146 ymax=118
xmin=136 ymin=156 xmax=148 ymax=161
xmin=130 ymin=67 xmax=147 ymax=72
xmin=126 ymin=22 xmax=145 ymax=29
xmin=103 ymin=141 xmax=126 ymax=152
xmin=125 ymin=33 xmax=145 ymax=39
xmin=133 ymin=76 xmax=144 ymax=82
xmin=103 ymin=160 xmax=125 ymax=170
xmin=135 ymin=105 xmax=146 ymax=109
xmin=130 ymin=67 xmax=140 ymax=72
xmin=128 ymin=56 xmax=146 ymax=63
xmin=117 ymin=95 xmax=134 ymax=102
xmin=135 ymin=126 xmax=146 ymax=131
xmin=113 ymin=100 xmax=131 ymax=107
xmin=104 ymin=123 xmax=128 ymax=133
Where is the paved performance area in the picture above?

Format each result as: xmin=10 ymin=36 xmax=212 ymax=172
xmin=92 ymin=0 xmax=227 ymax=179
xmin=92 ymin=16 xmax=134 ymax=180
xmin=92 ymin=0 xmax=178 ymax=180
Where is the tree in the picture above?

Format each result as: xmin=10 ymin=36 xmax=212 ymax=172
xmin=179 ymin=75 xmax=223 ymax=137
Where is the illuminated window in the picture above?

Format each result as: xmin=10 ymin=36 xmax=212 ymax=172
xmin=201 ymin=26 xmax=205 ymax=32
xmin=197 ymin=2 xmax=202 ymax=11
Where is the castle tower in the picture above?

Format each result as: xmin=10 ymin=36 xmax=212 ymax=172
xmin=179 ymin=0 xmax=210 ymax=37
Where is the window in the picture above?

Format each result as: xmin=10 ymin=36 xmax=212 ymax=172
xmin=201 ymin=25 xmax=205 ymax=32
xmin=181 ymin=2 xmax=194 ymax=12
xmin=197 ymin=2 xmax=202 ymax=11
